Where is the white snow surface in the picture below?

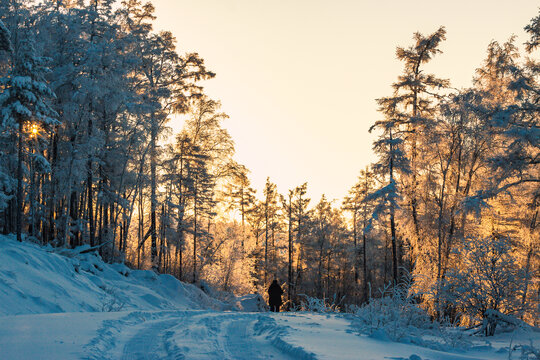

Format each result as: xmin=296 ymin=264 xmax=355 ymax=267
xmin=0 ymin=235 xmax=226 ymax=315
xmin=0 ymin=235 xmax=538 ymax=360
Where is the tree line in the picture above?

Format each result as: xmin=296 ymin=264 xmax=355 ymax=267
xmin=0 ymin=0 xmax=538 ymax=328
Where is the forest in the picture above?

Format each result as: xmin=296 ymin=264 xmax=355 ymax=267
xmin=0 ymin=0 xmax=538 ymax=333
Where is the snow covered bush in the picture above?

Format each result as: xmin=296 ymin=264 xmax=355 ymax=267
xmin=347 ymin=274 xmax=473 ymax=350
xmin=351 ymin=276 xmax=432 ymax=342
xmin=443 ymin=234 xmax=524 ymax=335
xmin=518 ymin=340 xmax=540 ymax=360
xmin=295 ymin=294 xmax=345 ymax=313
xmin=99 ymin=286 xmax=126 ymax=312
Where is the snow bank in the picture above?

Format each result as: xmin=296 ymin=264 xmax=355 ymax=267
xmin=0 ymin=235 xmax=226 ymax=315
xmin=234 ymin=293 xmax=268 ymax=312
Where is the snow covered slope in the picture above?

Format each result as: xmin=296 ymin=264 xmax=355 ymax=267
xmin=0 ymin=235 xmax=226 ymax=315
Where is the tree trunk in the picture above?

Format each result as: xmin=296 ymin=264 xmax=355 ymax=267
xmin=389 ymin=129 xmax=399 ymax=284
xmin=287 ymin=192 xmax=293 ymax=305
xmin=362 ymin=228 xmax=368 ymax=303
xmin=193 ymin=177 xmax=198 ymax=283
xmin=150 ymin=112 xmax=157 ymax=270
xmin=264 ymin=199 xmax=269 ymax=286
xmin=16 ymin=120 xmax=23 ymax=242
xmin=353 ymin=211 xmax=358 ymax=285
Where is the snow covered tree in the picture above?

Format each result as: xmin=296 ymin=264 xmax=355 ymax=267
xmin=343 ymin=167 xmax=375 ymax=302
xmin=245 ymin=198 xmax=265 ymax=289
xmin=379 ymin=27 xmax=449 ymax=259
xmin=225 ymin=164 xmax=256 ymax=250
xmin=261 ymin=177 xmax=279 ymax=285
xmin=0 ymin=36 xmax=59 ymax=242
xmin=0 ymin=19 xmax=11 ymax=52
xmin=161 ymin=133 xmax=196 ymax=279
xmin=311 ymin=195 xmax=333 ymax=297
xmin=370 ymin=27 xmax=449 ymax=287
xmin=368 ymin=114 xmax=409 ymax=284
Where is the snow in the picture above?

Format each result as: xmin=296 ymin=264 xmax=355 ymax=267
xmin=2 ymin=310 xmax=538 ymax=360
xmin=274 ymin=313 xmax=506 ymax=360
xmin=0 ymin=312 xmax=123 ymax=360
xmin=0 ymin=235 xmax=538 ymax=359
xmin=234 ymin=293 xmax=268 ymax=312
xmin=0 ymin=235 xmax=225 ymax=315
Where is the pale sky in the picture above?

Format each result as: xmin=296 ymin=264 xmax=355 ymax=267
xmin=152 ymin=0 xmax=539 ymax=203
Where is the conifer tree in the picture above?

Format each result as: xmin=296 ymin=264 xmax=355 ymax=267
xmin=378 ymin=27 xmax=449 ymax=262
xmin=262 ymin=177 xmax=280 ymax=285
xmin=343 ymin=167 xmax=375 ymax=302
xmin=291 ymin=183 xmax=310 ymax=301
xmin=369 ymin=117 xmax=409 ymax=284
xmin=0 ymin=19 xmax=11 ymax=52
xmin=227 ymin=164 xmax=256 ymax=250
xmin=0 ymin=36 xmax=59 ymax=242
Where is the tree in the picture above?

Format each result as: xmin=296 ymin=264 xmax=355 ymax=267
xmin=182 ymin=98 xmax=234 ymax=281
xmin=343 ymin=167 xmax=375 ymax=303
xmin=133 ymin=14 xmax=214 ymax=269
xmin=281 ymin=189 xmax=294 ymax=306
xmin=0 ymin=36 xmax=59 ymax=242
xmin=281 ymin=182 xmax=310 ymax=306
xmin=291 ymin=183 xmax=310 ymax=300
xmin=378 ymin=27 xmax=449 ymax=264
xmin=245 ymin=198 xmax=265 ymax=289
xmin=369 ymin=116 xmax=409 ymax=284
xmin=162 ymin=133 xmax=196 ymax=279
xmin=312 ymin=195 xmax=333 ymax=297
xmin=262 ymin=177 xmax=279 ymax=285
xmin=0 ymin=19 xmax=11 ymax=52
xmin=226 ymin=163 xmax=256 ymax=250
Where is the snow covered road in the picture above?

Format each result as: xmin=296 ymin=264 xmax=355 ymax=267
xmin=95 ymin=311 xmax=311 ymax=360
xmin=2 ymin=310 xmax=534 ymax=360
xmin=0 ymin=311 xmax=310 ymax=360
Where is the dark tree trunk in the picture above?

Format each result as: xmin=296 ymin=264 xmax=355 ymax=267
xmin=16 ymin=120 xmax=23 ymax=242
xmin=287 ymin=192 xmax=293 ymax=305
xmin=150 ymin=113 xmax=157 ymax=270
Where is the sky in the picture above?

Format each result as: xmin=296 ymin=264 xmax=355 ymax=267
xmin=151 ymin=0 xmax=539 ymax=203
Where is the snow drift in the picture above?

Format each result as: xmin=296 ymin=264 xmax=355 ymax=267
xmin=0 ymin=235 xmax=226 ymax=315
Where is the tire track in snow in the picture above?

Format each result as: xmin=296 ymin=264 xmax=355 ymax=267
xmin=169 ymin=312 xmax=313 ymax=359
xmin=121 ymin=319 xmax=182 ymax=360
xmin=88 ymin=311 xmax=316 ymax=360
xmin=83 ymin=310 xmax=190 ymax=360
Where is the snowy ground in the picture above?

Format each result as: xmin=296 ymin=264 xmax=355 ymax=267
xmin=0 ymin=236 xmax=538 ymax=360
xmin=2 ymin=310 xmax=538 ymax=360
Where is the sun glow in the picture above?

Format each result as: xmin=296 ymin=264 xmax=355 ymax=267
xmin=30 ymin=124 xmax=39 ymax=137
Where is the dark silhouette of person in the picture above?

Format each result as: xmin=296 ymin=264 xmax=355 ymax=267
xmin=268 ymin=279 xmax=283 ymax=312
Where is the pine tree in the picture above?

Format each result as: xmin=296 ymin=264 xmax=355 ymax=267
xmin=0 ymin=19 xmax=11 ymax=52
xmin=312 ymin=195 xmax=333 ymax=297
xmin=292 ymin=183 xmax=310 ymax=301
xmin=0 ymin=36 xmax=59 ymax=242
xmin=262 ymin=177 xmax=279 ymax=285
xmin=368 ymin=115 xmax=409 ymax=284
xmin=378 ymin=27 xmax=449 ymax=264
xmin=281 ymin=189 xmax=294 ymax=306
xmin=343 ymin=167 xmax=375 ymax=302
xmin=227 ymin=164 xmax=256 ymax=250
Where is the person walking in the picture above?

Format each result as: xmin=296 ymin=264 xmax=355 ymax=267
xmin=268 ymin=279 xmax=283 ymax=312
